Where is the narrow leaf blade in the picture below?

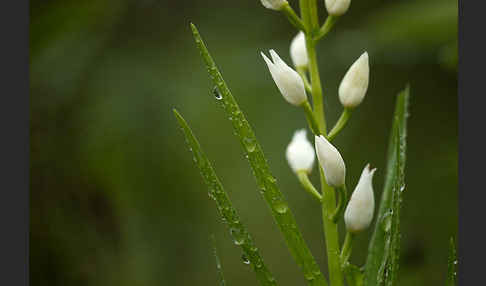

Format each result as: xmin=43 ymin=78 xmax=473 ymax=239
xmin=211 ymin=235 xmax=226 ymax=286
xmin=446 ymin=237 xmax=457 ymax=286
xmin=174 ymin=109 xmax=277 ymax=286
xmin=190 ymin=23 xmax=327 ymax=286
xmin=364 ymin=86 xmax=410 ymax=285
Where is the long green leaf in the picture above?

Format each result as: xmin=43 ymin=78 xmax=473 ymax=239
xmin=190 ymin=24 xmax=327 ymax=286
xmin=364 ymin=86 xmax=409 ymax=285
xmin=384 ymin=126 xmax=405 ymax=285
xmin=211 ymin=235 xmax=226 ymax=286
xmin=446 ymin=237 xmax=457 ymax=286
xmin=174 ymin=110 xmax=277 ymax=286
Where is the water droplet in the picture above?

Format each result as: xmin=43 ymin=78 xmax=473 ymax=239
xmin=267 ymin=176 xmax=277 ymax=183
xmin=400 ymin=185 xmax=406 ymax=192
xmin=304 ymin=273 xmax=315 ymax=281
xmin=453 ymin=260 xmax=458 ymax=265
xmin=273 ymin=202 xmax=288 ymax=214
xmin=243 ymin=137 xmax=256 ymax=153
xmin=241 ymin=254 xmax=250 ymax=265
xmin=230 ymin=228 xmax=245 ymax=245
xmin=381 ymin=211 xmax=393 ymax=233
xmin=213 ymin=86 xmax=222 ymax=100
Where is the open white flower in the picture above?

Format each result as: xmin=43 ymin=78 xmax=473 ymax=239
xmin=325 ymin=0 xmax=351 ymax=16
xmin=260 ymin=0 xmax=288 ymax=10
xmin=290 ymin=32 xmax=308 ymax=68
xmin=339 ymin=52 xmax=369 ymax=108
xmin=286 ymin=129 xmax=315 ymax=173
xmin=344 ymin=164 xmax=376 ymax=233
xmin=261 ymin=49 xmax=307 ymax=106
xmin=314 ymin=135 xmax=346 ymax=187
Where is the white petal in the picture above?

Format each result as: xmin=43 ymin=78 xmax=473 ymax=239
xmin=339 ymin=52 xmax=369 ymax=108
xmin=261 ymin=50 xmax=307 ymax=106
xmin=325 ymin=0 xmax=351 ymax=16
xmin=290 ymin=32 xmax=308 ymax=68
xmin=286 ymin=129 xmax=315 ymax=173
xmin=344 ymin=164 xmax=376 ymax=233
xmin=314 ymin=135 xmax=346 ymax=187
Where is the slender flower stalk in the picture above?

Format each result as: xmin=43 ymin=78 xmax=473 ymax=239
xmin=328 ymin=108 xmax=352 ymax=141
xmin=340 ymin=232 xmax=354 ymax=265
xmin=297 ymin=171 xmax=322 ymax=201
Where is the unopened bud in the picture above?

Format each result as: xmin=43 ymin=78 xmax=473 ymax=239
xmin=325 ymin=0 xmax=351 ymax=16
xmin=344 ymin=164 xmax=376 ymax=233
xmin=339 ymin=52 xmax=369 ymax=108
xmin=286 ymin=129 xmax=315 ymax=173
xmin=260 ymin=0 xmax=288 ymax=11
xmin=314 ymin=135 xmax=346 ymax=187
xmin=290 ymin=32 xmax=308 ymax=68
xmin=261 ymin=49 xmax=308 ymax=106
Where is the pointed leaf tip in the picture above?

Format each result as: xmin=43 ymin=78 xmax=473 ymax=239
xmin=190 ymin=23 xmax=199 ymax=36
xmin=172 ymin=108 xmax=183 ymax=122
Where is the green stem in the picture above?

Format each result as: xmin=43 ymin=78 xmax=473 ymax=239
xmin=330 ymin=185 xmax=347 ymax=223
xmin=297 ymin=67 xmax=312 ymax=93
xmin=282 ymin=3 xmax=306 ymax=32
xmin=302 ymin=101 xmax=320 ymax=136
xmin=328 ymin=109 xmax=352 ymax=141
xmin=307 ymin=0 xmax=320 ymax=33
xmin=300 ymin=0 xmax=326 ymax=135
xmin=301 ymin=1 xmax=343 ymax=285
xmin=340 ymin=232 xmax=354 ymax=266
xmin=306 ymin=35 xmax=326 ymax=134
xmin=297 ymin=171 xmax=322 ymax=201
xmin=315 ymin=16 xmax=339 ymax=41
xmin=320 ymin=168 xmax=344 ymax=286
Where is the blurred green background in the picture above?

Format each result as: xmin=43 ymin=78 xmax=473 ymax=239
xmin=30 ymin=0 xmax=457 ymax=285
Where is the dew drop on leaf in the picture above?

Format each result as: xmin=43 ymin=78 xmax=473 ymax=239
xmin=230 ymin=228 xmax=245 ymax=245
xmin=241 ymin=254 xmax=250 ymax=265
xmin=273 ymin=202 xmax=288 ymax=214
xmin=243 ymin=137 xmax=256 ymax=153
xmin=381 ymin=211 xmax=393 ymax=233
xmin=213 ymin=86 xmax=222 ymax=100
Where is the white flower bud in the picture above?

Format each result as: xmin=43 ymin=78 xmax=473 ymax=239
xmin=325 ymin=0 xmax=351 ymax=16
xmin=286 ymin=129 xmax=315 ymax=173
xmin=344 ymin=164 xmax=376 ymax=233
xmin=290 ymin=32 xmax=308 ymax=68
xmin=260 ymin=0 xmax=288 ymax=10
xmin=261 ymin=49 xmax=308 ymax=106
xmin=314 ymin=135 xmax=346 ymax=187
xmin=339 ymin=52 xmax=369 ymax=108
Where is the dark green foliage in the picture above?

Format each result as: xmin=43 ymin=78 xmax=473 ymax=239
xmin=190 ymin=24 xmax=327 ymax=286
xmin=364 ymin=86 xmax=410 ymax=286
xmin=446 ymin=237 xmax=457 ymax=286
xmin=174 ymin=110 xmax=277 ymax=286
